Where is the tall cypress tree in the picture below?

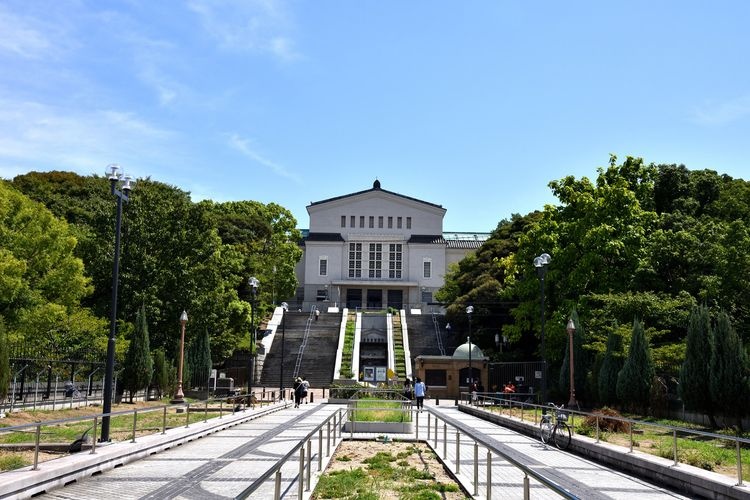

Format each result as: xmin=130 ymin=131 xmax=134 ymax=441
xmin=598 ymin=327 xmax=624 ymax=406
xmin=710 ymin=312 xmax=749 ymax=431
xmin=151 ymin=349 xmax=169 ymax=399
xmin=616 ymin=318 xmax=654 ymax=413
xmin=679 ymin=305 xmax=715 ymax=426
xmin=188 ymin=329 xmax=212 ymax=389
xmin=122 ymin=305 xmax=154 ymax=402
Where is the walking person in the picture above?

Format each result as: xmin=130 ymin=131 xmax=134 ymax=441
xmin=314 ymin=309 xmax=320 ymax=321
xmin=301 ymin=376 xmax=310 ymax=403
xmin=293 ymin=377 xmax=303 ymax=408
xmin=414 ymin=377 xmax=427 ymax=412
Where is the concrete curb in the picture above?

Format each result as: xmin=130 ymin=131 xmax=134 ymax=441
xmin=459 ymin=404 xmax=750 ymax=500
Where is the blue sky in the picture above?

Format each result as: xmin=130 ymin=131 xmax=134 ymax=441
xmin=1 ymin=1 xmax=748 ymax=232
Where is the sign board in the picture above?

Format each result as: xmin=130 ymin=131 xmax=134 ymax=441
xmin=375 ymin=366 xmax=387 ymax=382
xmin=535 ymin=370 xmax=542 ymax=379
xmin=363 ymin=367 xmax=375 ymax=382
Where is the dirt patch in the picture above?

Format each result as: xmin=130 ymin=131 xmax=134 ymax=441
xmin=314 ymin=440 xmax=468 ymax=499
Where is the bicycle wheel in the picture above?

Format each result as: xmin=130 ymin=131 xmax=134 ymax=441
xmin=540 ymin=419 xmax=553 ymax=444
xmin=553 ymin=422 xmax=571 ymax=450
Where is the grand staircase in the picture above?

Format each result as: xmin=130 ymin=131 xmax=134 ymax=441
xmin=404 ymin=312 xmax=458 ymax=359
xmin=259 ymin=310 xmax=341 ymax=389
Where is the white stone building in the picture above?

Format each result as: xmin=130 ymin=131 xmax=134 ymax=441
xmin=294 ymin=180 xmax=489 ymax=310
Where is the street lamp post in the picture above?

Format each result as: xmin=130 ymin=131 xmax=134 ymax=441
xmin=533 ymin=253 xmax=551 ymax=406
xmin=248 ymin=277 xmax=259 ymax=399
xmin=102 ymin=164 xmax=134 ymax=443
xmin=466 ymin=305 xmax=474 ymax=385
xmin=567 ymin=318 xmax=577 ymax=407
xmin=171 ymin=311 xmax=188 ymax=403
xmin=279 ymin=302 xmax=288 ymax=400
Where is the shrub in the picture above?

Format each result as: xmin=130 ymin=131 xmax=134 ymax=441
xmin=583 ymin=407 xmax=631 ymax=433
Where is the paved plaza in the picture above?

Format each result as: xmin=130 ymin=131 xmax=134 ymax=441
xmin=21 ymin=400 xmax=708 ymax=500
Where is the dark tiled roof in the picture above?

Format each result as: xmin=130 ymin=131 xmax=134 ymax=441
xmin=446 ymin=240 xmax=484 ymax=249
xmin=307 ymin=180 xmax=444 ymax=211
xmin=408 ymin=234 xmax=445 ymax=244
xmin=304 ymin=232 xmax=345 ymax=242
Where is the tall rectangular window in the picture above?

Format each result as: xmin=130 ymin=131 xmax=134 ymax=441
xmin=369 ymin=216 xmax=374 ymax=228
xmin=360 ymin=216 xmax=365 ymax=228
xmin=319 ymin=257 xmax=328 ymax=276
xmin=348 ymin=243 xmax=362 ymax=278
xmin=378 ymin=216 xmax=383 ymax=228
xmin=350 ymin=215 xmax=355 ymax=228
xmin=388 ymin=243 xmax=402 ymax=279
xmin=406 ymin=217 xmax=412 ymax=229
xmin=397 ymin=217 xmax=402 ymax=229
xmin=388 ymin=216 xmax=393 ymax=228
xmin=368 ymin=243 xmax=382 ymax=278
xmin=423 ymin=259 xmax=432 ymax=278
xmin=341 ymin=215 xmax=346 ymax=228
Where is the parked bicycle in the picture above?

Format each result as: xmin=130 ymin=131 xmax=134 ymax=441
xmin=539 ymin=402 xmax=571 ymax=450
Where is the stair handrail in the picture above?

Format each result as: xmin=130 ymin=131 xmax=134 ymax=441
xmin=431 ymin=312 xmax=446 ymax=356
xmin=292 ymin=307 xmax=316 ymax=378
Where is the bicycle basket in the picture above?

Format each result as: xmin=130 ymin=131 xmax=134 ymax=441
xmin=556 ymin=411 xmax=568 ymax=422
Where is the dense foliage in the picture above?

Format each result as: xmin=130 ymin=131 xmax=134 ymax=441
xmin=122 ymin=305 xmax=154 ymax=402
xmin=438 ymin=156 xmax=750 ymax=417
xmin=3 ymin=172 xmax=301 ymax=384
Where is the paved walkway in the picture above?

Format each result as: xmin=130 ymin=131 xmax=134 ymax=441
xmin=25 ymin=400 xmax=703 ymax=500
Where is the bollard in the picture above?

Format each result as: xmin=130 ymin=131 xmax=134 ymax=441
xmin=436 ymin=396 xmax=439 ymax=405
xmin=310 ymin=392 xmax=314 ymax=403
xmin=454 ymin=398 xmax=458 ymax=406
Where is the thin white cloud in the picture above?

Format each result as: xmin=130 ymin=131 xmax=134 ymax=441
xmin=187 ymin=0 xmax=300 ymax=61
xmin=0 ymin=98 xmax=175 ymax=176
xmin=0 ymin=5 xmax=55 ymax=59
xmin=228 ymin=133 xmax=300 ymax=182
xmin=692 ymin=94 xmax=750 ymax=126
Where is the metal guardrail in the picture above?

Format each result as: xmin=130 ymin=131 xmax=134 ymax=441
xmin=0 ymin=393 xmax=279 ymax=472
xmin=464 ymin=392 xmax=749 ymax=487
xmin=235 ymin=407 xmax=346 ymax=499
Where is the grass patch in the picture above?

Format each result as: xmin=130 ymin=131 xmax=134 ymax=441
xmin=0 ymin=454 xmax=29 ymax=471
xmin=352 ymin=400 xmax=411 ymax=423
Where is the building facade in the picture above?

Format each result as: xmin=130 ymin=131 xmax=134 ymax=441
xmin=295 ymin=180 xmax=489 ymax=310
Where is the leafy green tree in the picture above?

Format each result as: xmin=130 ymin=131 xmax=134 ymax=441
xmin=710 ymin=312 xmax=749 ymax=430
xmin=616 ymin=318 xmax=654 ymax=412
xmin=679 ymin=305 xmax=715 ymax=425
xmin=151 ymin=349 xmax=169 ymax=399
xmin=0 ymin=180 xmax=105 ymax=355
xmin=122 ymin=305 xmax=153 ymax=402
xmin=598 ymin=326 xmax=624 ymax=406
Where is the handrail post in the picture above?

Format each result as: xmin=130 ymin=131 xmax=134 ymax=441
xmin=523 ymin=472 xmax=530 ymax=500
xmin=298 ymin=445 xmax=305 ymax=499
xmin=306 ymin=440 xmax=312 ymax=491
xmin=427 ymin=413 xmax=431 ymax=440
xmin=90 ymin=417 xmax=99 ymax=454
xmin=443 ymin=422 xmax=447 ymax=458
xmin=204 ymin=400 xmax=208 ymax=423
xmin=162 ymin=406 xmax=168 ymax=434
xmin=349 ymin=408 xmax=353 ymax=439
xmin=629 ymin=421 xmax=634 ymax=453
xmin=219 ymin=400 xmax=223 ymax=419
xmin=274 ymin=469 xmax=281 ymax=499
xmin=132 ymin=409 xmax=138 ymax=442
xmin=473 ymin=441 xmax=479 ymax=496
xmin=737 ymin=438 xmax=744 ymax=486
xmin=415 ymin=410 xmax=419 ymax=440
xmin=486 ymin=448 xmax=492 ymax=500
xmin=596 ymin=415 xmax=600 ymax=443
xmin=455 ymin=431 xmax=460 ymax=473
xmin=673 ymin=430 xmax=678 ymax=466
xmin=185 ymin=403 xmax=190 ymax=428
xmin=32 ymin=424 xmax=41 ymax=470
xmin=433 ymin=416 xmax=438 ymax=447
xmin=318 ymin=429 xmax=323 ymax=471
xmin=327 ymin=420 xmax=331 ymax=456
